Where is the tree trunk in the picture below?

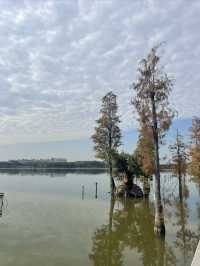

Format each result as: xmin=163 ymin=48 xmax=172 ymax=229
xmin=178 ymin=174 xmax=183 ymax=202
xmin=177 ymin=130 xmax=183 ymax=202
xmin=108 ymin=125 xmax=115 ymax=194
xmin=143 ymin=177 xmax=150 ymax=198
xmin=109 ymin=156 xmax=115 ymax=194
xmin=151 ymin=93 xmax=165 ymax=235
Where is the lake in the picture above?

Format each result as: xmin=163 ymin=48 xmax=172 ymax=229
xmin=0 ymin=169 xmax=199 ymax=266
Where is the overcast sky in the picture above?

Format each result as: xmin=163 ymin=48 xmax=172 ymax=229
xmin=0 ymin=0 xmax=199 ymax=160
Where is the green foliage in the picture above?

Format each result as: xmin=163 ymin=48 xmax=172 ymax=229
xmin=113 ymin=152 xmax=143 ymax=179
xmin=91 ymin=91 xmax=121 ymax=162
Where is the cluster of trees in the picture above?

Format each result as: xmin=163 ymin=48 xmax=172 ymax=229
xmin=91 ymin=45 xmax=200 ymax=237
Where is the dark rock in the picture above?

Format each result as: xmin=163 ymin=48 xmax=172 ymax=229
xmin=128 ymin=184 xmax=144 ymax=198
xmin=116 ymin=183 xmax=143 ymax=198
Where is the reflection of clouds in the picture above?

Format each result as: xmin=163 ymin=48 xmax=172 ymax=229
xmin=0 ymin=0 xmax=199 ymax=144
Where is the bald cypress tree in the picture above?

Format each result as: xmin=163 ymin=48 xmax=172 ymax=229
xmin=170 ymin=130 xmax=187 ymax=200
xmin=132 ymin=46 xmax=175 ymax=235
xmin=91 ymin=91 xmax=121 ymax=193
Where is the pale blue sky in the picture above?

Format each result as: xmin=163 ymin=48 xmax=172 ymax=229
xmin=0 ymin=0 xmax=199 ymax=160
xmin=0 ymin=118 xmax=192 ymax=161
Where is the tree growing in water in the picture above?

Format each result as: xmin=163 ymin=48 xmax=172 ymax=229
xmin=189 ymin=117 xmax=200 ymax=177
xmin=113 ymin=152 xmax=144 ymax=197
xmin=132 ymin=45 xmax=175 ymax=235
xmin=170 ymin=130 xmax=187 ymax=200
xmin=91 ymin=91 xmax=121 ymax=193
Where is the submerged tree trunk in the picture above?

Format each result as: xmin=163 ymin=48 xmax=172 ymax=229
xmin=143 ymin=176 xmax=150 ymax=198
xmin=151 ymin=93 xmax=165 ymax=235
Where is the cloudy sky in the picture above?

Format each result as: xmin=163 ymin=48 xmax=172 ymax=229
xmin=0 ymin=0 xmax=199 ymax=160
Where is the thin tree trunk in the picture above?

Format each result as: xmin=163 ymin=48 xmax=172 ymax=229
xmin=177 ymin=130 xmax=183 ymax=202
xmin=151 ymin=93 xmax=165 ymax=235
xmin=109 ymin=160 xmax=115 ymax=194
xmin=143 ymin=177 xmax=150 ymax=198
xmin=178 ymin=174 xmax=183 ymax=202
xmin=108 ymin=127 xmax=115 ymax=194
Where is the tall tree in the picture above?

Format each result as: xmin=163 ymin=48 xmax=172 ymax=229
xmin=170 ymin=130 xmax=187 ymax=200
xmin=189 ymin=116 xmax=200 ymax=177
xmin=132 ymin=45 xmax=175 ymax=235
xmin=91 ymin=91 xmax=121 ymax=193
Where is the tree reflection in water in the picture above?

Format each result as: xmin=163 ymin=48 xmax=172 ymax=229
xmin=89 ymin=174 xmax=200 ymax=266
xmin=161 ymin=173 xmax=199 ymax=265
xmin=174 ymin=174 xmax=199 ymax=266
xmin=89 ymin=196 xmax=123 ymax=266
xmin=0 ymin=193 xmax=6 ymax=217
xmin=89 ymin=196 xmax=176 ymax=266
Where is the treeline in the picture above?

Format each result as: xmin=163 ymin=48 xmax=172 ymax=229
xmin=0 ymin=160 xmax=106 ymax=169
xmin=0 ymin=159 xmax=172 ymax=170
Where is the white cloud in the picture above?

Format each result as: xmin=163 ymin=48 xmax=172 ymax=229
xmin=0 ymin=0 xmax=199 ymax=144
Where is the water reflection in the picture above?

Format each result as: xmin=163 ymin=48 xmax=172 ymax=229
xmin=89 ymin=174 xmax=200 ymax=266
xmin=0 ymin=171 xmax=199 ymax=265
xmin=0 ymin=192 xmax=5 ymax=217
xmin=0 ymin=168 xmax=106 ymax=176
xmin=174 ymin=174 xmax=199 ymax=266
xmin=89 ymin=197 xmax=176 ymax=266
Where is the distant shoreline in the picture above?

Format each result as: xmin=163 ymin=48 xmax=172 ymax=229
xmin=0 ymin=167 xmax=106 ymax=170
xmin=0 ymin=159 xmax=172 ymax=171
xmin=0 ymin=160 xmax=106 ymax=169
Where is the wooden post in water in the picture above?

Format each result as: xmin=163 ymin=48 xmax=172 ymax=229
xmin=82 ymin=185 xmax=85 ymax=200
xmin=95 ymin=182 xmax=98 ymax=199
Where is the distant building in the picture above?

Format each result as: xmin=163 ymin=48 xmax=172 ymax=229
xmin=49 ymin=158 xmax=68 ymax=162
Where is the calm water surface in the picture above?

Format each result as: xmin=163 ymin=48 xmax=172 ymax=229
xmin=0 ymin=170 xmax=199 ymax=266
